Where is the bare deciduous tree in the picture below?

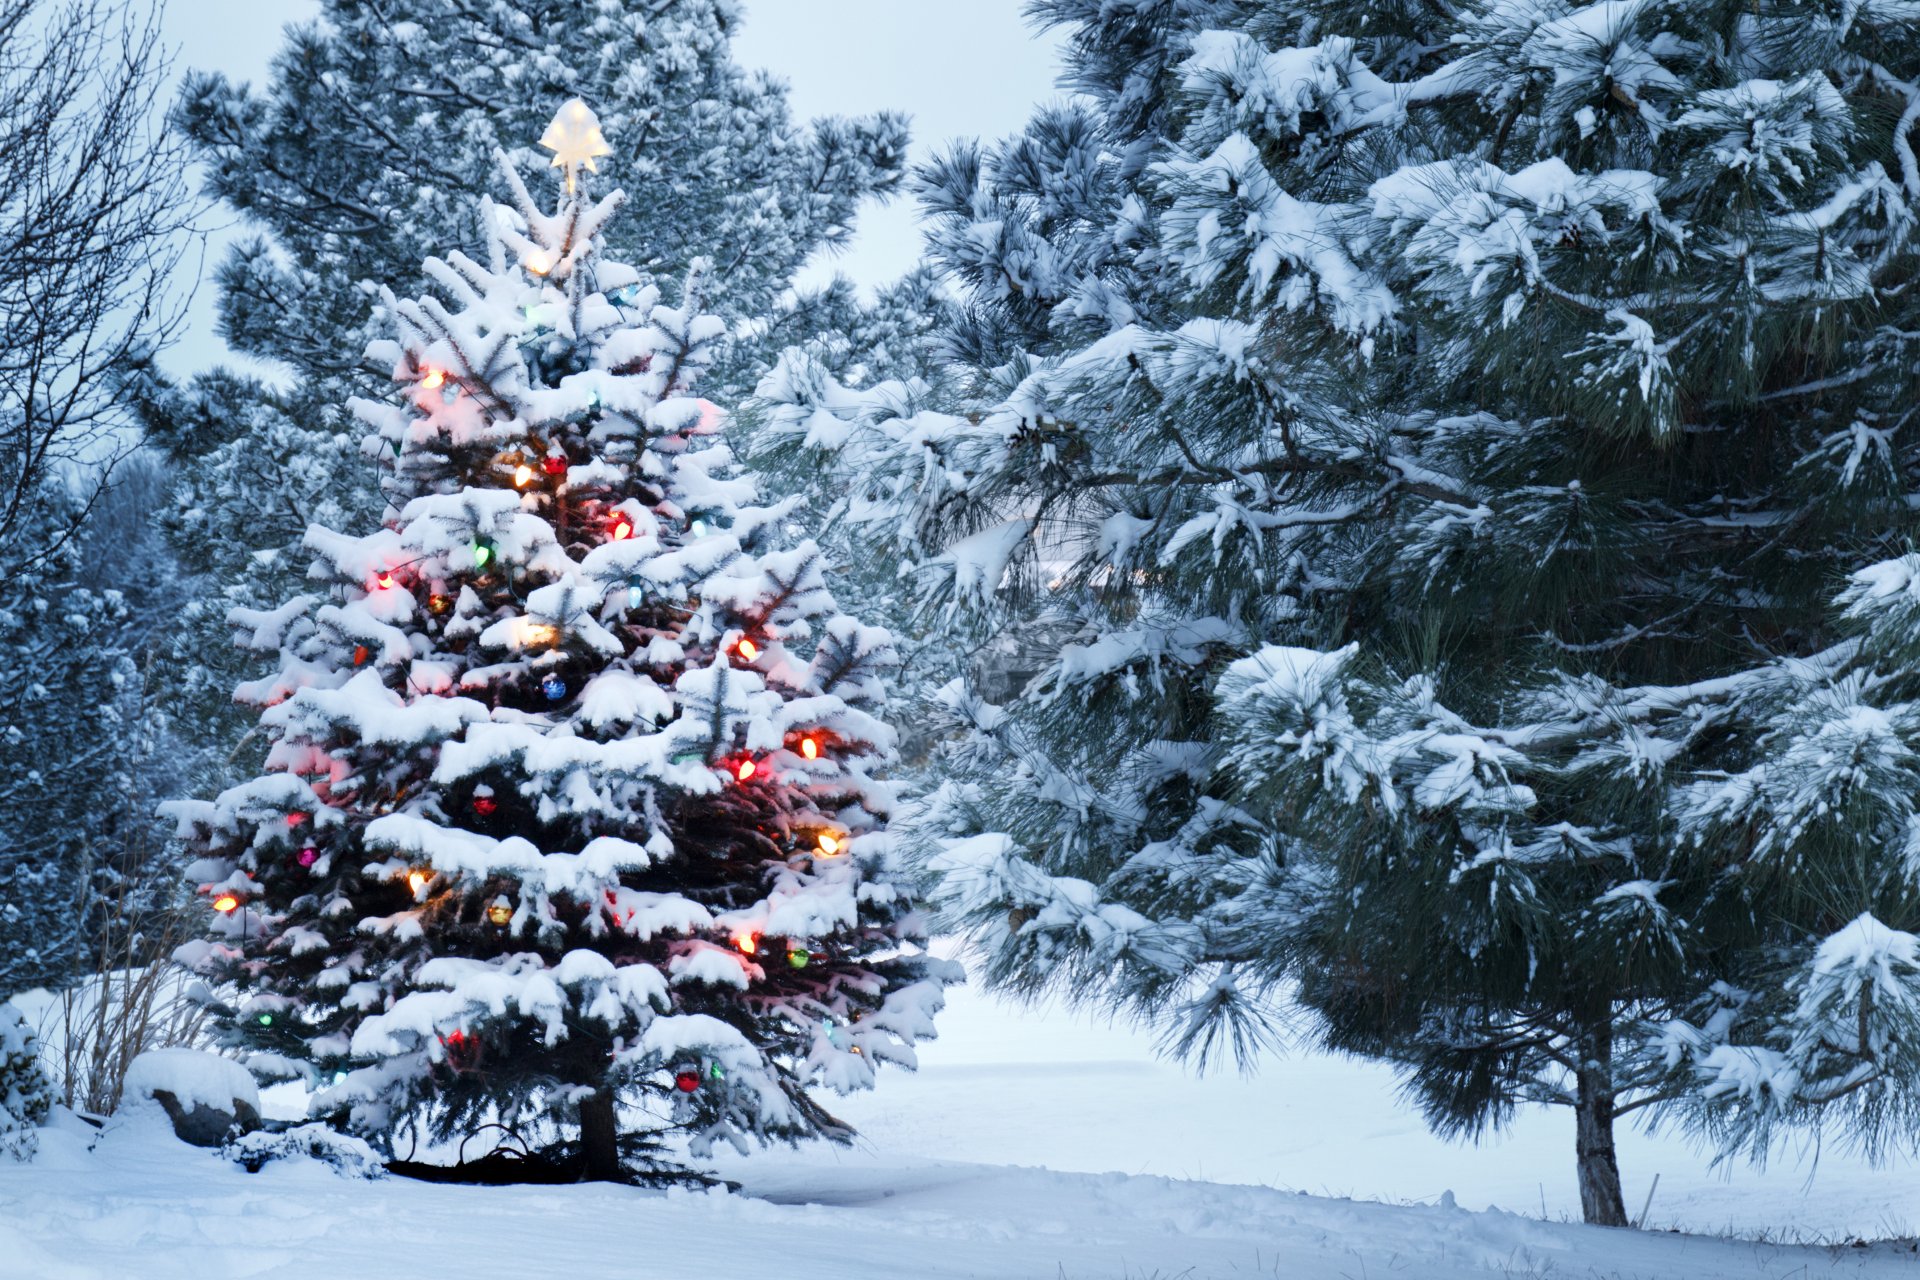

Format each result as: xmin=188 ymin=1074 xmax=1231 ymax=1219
xmin=0 ymin=0 xmax=191 ymax=582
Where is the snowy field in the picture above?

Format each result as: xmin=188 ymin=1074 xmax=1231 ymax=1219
xmin=6 ymin=984 xmax=1920 ymax=1279
xmin=815 ymin=986 xmax=1920 ymax=1242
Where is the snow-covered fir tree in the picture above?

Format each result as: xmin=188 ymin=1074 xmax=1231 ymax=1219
xmin=166 ymin=103 xmax=954 ymax=1180
xmin=759 ymin=0 xmax=1920 ymax=1225
xmin=140 ymin=0 xmax=940 ymax=804
xmin=0 ymin=472 xmax=162 ymax=992
xmin=0 ymin=1003 xmax=50 ymax=1161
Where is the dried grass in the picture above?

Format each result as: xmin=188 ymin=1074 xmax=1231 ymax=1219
xmin=41 ymin=877 xmax=209 ymax=1117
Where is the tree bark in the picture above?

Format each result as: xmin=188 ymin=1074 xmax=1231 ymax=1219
xmin=579 ymin=1088 xmax=620 ymax=1182
xmin=1573 ymin=1018 xmax=1629 ymax=1227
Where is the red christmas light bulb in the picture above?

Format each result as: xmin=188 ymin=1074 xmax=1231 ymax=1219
xmin=610 ymin=515 xmax=633 ymax=541
xmin=735 ymin=758 xmax=756 ymax=782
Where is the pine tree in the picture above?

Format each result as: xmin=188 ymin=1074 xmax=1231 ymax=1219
xmin=746 ymin=0 xmax=1246 ymax=767
xmin=752 ymin=0 xmax=1355 ymax=1086
xmin=142 ymin=0 xmax=919 ymax=804
xmin=762 ymin=1 xmax=1920 ymax=1225
xmin=165 ymin=103 xmax=954 ymax=1180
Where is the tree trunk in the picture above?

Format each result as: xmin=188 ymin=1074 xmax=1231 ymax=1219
xmin=579 ymin=1088 xmax=620 ymax=1182
xmin=1573 ymin=1018 xmax=1629 ymax=1227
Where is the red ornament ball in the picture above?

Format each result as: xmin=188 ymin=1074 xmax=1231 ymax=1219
xmin=542 ymin=455 xmax=568 ymax=476
xmin=674 ymin=1070 xmax=700 ymax=1094
xmin=296 ymin=847 xmax=319 ymax=868
xmin=472 ymin=795 xmax=498 ymax=816
xmin=442 ymin=1029 xmax=484 ymax=1073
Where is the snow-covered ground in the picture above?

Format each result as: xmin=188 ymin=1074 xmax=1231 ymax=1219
xmin=812 ymin=986 xmax=1920 ymax=1242
xmin=6 ymin=985 xmax=1920 ymax=1279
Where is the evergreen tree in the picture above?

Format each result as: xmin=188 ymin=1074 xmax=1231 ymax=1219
xmin=762 ymin=0 xmax=1920 ymax=1225
xmin=0 ymin=0 xmax=193 ymax=991
xmin=0 ymin=474 xmax=148 ymax=993
xmin=165 ymin=103 xmax=954 ymax=1179
xmin=143 ymin=0 xmax=928 ymax=801
xmin=0 ymin=1003 xmax=50 ymax=1161
xmin=174 ymin=0 xmax=910 ymax=399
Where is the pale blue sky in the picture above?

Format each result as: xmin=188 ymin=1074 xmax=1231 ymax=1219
xmin=159 ymin=1 xmax=1063 ymax=375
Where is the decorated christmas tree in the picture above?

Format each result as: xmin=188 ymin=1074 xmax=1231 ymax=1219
xmin=136 ymin=0 xmax=941 ymax=811
xmin=166 ymin=100 xmax=955 ymax=1181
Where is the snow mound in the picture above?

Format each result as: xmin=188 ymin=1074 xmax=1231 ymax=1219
xmin=225 ymin=1123 xmax=386 ymax=1179
xmin=124 ymin=1050 xmax=259 ymax=1114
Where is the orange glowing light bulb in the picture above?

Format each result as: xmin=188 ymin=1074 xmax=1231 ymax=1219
xmin=734 ymin=932 xmax=758 ymax=955
xmin=735 ymin=759 xmax=756 ymax=782
xmin=408 ymin=870 xmax=430 ymax=894
xmin=514 ymin=463 xmax=536 ymax=488
xmin=800 ymin=736 xmax=819 ymax=760
xmin=817 ymin=833 xmax=842 ymax=856
xmin=212 ymin=894 xmax=240 ymax=914
xmin=421 ymin=368 xmax=446 ymax=390
xmin=736 ymin=638 xmax=759 ymax=661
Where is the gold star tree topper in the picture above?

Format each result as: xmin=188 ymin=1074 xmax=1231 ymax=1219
xmin=539 ymin=97 xmax=612 ymax=193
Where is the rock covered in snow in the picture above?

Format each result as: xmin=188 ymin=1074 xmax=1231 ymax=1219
xmin=124 ymin=1049 xmax=261 ymax=1147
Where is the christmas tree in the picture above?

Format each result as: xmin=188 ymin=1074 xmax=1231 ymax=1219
xmin=166 ymin=100 xmax=955 ymax=1181
xmin=762 ymin=0 xmax=1920 ymax=1225
xmin=135 ymin=0 xmax=943 ymax=809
